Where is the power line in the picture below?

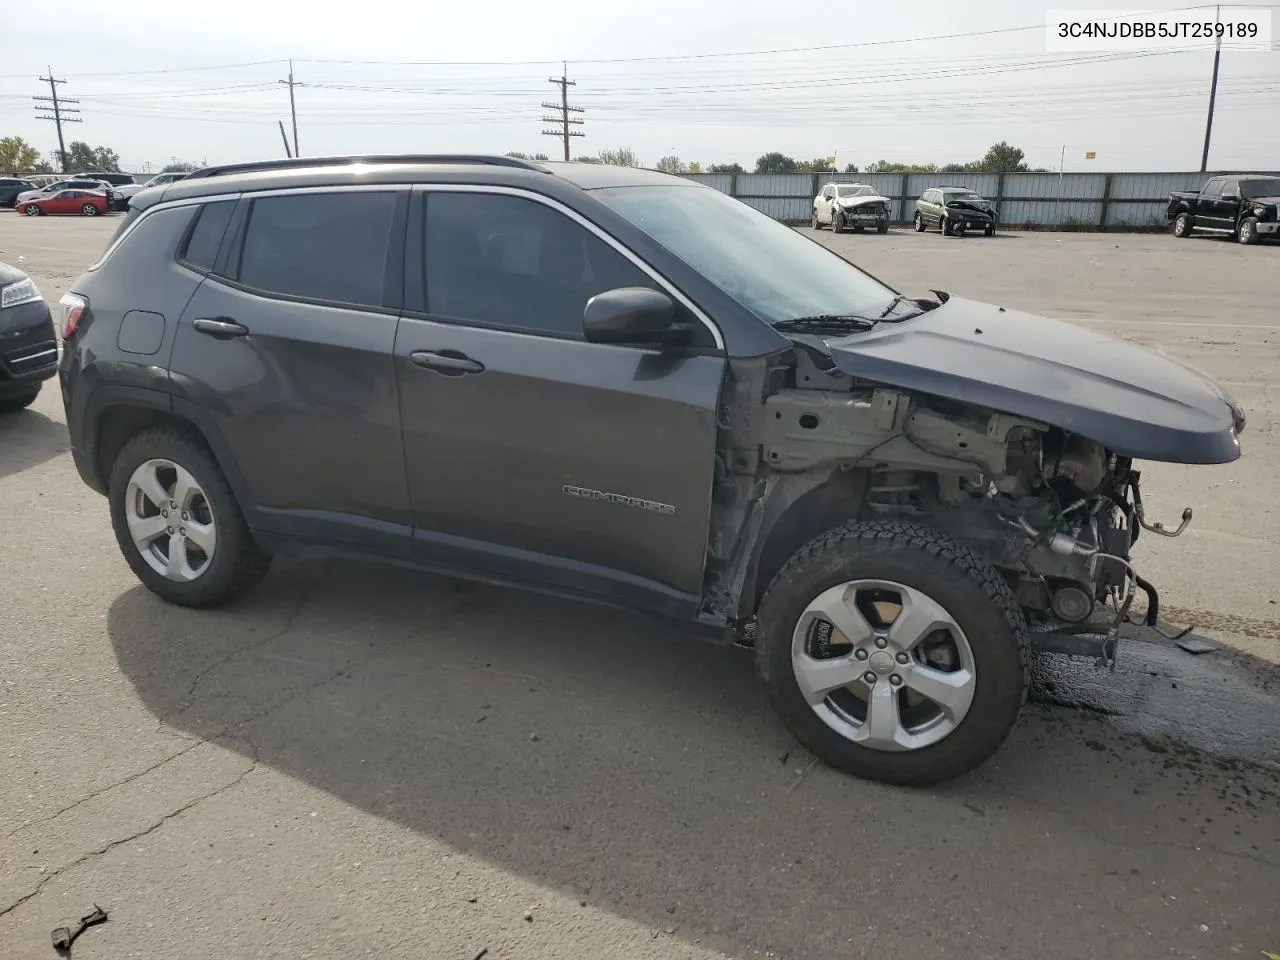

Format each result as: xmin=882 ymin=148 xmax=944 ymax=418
xmin=33 ymin=66 xmax=81 ymax=173
xmin=542 ymin=63 xmax=583 ymax=160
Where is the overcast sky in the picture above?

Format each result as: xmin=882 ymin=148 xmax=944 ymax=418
xmin=2 ymin=0 xmax=1278 ymax=174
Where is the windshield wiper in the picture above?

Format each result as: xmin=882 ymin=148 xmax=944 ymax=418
xmin=877 ymin=295 xmax=919 ymax=319
xmin=773 ymin=314 xmax=878 ymax=334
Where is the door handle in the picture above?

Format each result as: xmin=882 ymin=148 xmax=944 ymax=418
xmin=193 ymin=317 xmax=249 ymax=339
xmin=409 ymin=350 xmax=485 ymax=376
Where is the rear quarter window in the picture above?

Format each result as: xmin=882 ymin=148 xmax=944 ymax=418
xmin=178 ymin=201 xmax=235 ymax=273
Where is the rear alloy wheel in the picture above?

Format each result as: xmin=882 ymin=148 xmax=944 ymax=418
xmin=81 ymin=203 xmax=99 ymax=217
xmin=913 ymin=212 xmax=926 ymax=232
xmin=109 ymin=427 xmax=271 ymax=607
xmin=756 ymin=520 xmax=1028 ymax=786
xmin=23 ymin=204 xmax=40 ymax=216
xmin=1173 ymin=212 xmax=1193 ymax=238
xmin=1238 ymin=217 xmax=1259 ymax=245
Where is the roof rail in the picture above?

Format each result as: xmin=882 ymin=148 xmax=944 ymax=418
xmin=184 ymin=154 xmax=547 ymax=180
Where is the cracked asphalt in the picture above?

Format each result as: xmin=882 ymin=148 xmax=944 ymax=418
xmin=2 ymin=214 xmax=1278 ymax=959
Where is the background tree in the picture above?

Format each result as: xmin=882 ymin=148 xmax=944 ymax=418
xmin=506 ymin=151 xmax=551 ymax=162
xmin=754 ymin=152 xmax=798 ymax=174
xmin=66 ymin=141 xmax=121 ymax=172
xmin=974 ymin=141 xmax=1028 ymax=173
xmin=798 ymin=157 xmax=835 ymax=173
xmin=655 ymin=155 xmax=688 ymax=175
xmin=687 ymin=161 xmax=702 ymax=174
xmin=162 ymin=160 xmax=203 ymax=173
xmin=0 ymin=136 xmax=41 ymax=174
xmin=708 ymin=162 xmax=745 ymax=174
xmin=597 ymin=147 xmax=638 ymax=167
xmin=573 ymin=155 xmax=602 ymax=163
xmin=866 ymin=160 xmax=939 ymax=173
xmin=843 ymin=162 xmax=859 ymax=174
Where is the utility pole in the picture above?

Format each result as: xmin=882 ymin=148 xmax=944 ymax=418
xmin=1200 ymin=5 xmax=1222 ymax=172
xmin=542 ymin=63 xmax=583 ymax=161
xmin=278 ymin=60 xmax=303 ymax=158
xmin=278 ymin=120 xmax=293 ymax=159
xmin=33 ymin=67 xmax=81 ymax=173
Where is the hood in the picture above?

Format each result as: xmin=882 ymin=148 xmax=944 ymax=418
xmin=817 ymin=296 xmax=1242 ymax=464
xmin=1245 ymin=195 xmax=1280 ymax=205
xmin=946 ymin=199 xmax=993 ymax=213
xmin=838 ymin=195 xmax=890 ymax=208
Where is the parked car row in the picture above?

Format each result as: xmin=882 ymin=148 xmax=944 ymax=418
xmin=811 ymin=182 xmax=999 ymax=237
xmin=2 ymin=169 xmax=196 ymax=218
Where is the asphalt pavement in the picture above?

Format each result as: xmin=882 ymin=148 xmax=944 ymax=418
xmin=1 ymin=213 xmax=1277 ymax=960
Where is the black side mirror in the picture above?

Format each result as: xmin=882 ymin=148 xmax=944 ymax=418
xmin=583 ymin=287 xmax=686 ymax=346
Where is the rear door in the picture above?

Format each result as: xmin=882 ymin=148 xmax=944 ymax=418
xmin=169 ymin=187 xmax=413 ymax=556
xmin=394 ymin=186 xmax=726 ymax=615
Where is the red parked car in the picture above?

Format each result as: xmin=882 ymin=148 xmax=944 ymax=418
xmin=18 ymin=189 xmax=109 ymax=217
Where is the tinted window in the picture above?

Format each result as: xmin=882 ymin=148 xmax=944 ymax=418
xmin=180 ymin=200 xmax=234 ymax=272
xmin=424 ymin=192 xmax=658 ymax=340
xmin=236 ymin=191 xmax=397 ymax=309
xmin=1201 ymin=180 xmax=1223 ymax=198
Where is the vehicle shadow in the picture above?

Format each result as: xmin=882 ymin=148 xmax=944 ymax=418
xmin=106 ymin=559 xmax=1280 ymax=957
xmin=0 ymin=402 xmax=69 ymax=481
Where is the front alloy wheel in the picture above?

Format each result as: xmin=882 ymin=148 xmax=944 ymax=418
xmin=1238 ymin=217 xmax=1259 ymax=245
xmin=23 ymin=204 xmax=40 ymax=216
xmin=913 ymin=212 xmax=926 ymax=232
xmin=1173 ymin=212 xmax=1192 ymax=238
xmin=756 ymin=520 xmax=1028 ymax=786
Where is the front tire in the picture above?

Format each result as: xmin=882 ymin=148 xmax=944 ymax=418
xmin=23 ymin=204 xmax=40 ymax=216
xmin=108 ymin=426 xmax=272 ymax=607
xmin=756 ymin=520 xmax=1028 ymax=786
xmin=876 ymin=219 xmax=889 ymax=234
xmin=832 ymin=210 xmax=845 ymax=234
xmin=1238 ymin=216 xmax=1259 ymax=245
xmin=812 ymin=209 xmax=821 ymax=230
xmin=1173 ymin=212 xmax=1193 ymax=238
xmin=913 ymin=212 xmax=926 ymax=232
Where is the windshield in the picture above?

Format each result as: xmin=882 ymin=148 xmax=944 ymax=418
xmin=836 ymin=185 xmax=876 ymax=197
xmin=594 ymin=184 xmax=898 ymax=326
xmin=944 ymin=190 xmax=983 ymax=201
xmin=1240 ymin=179 xmax=1280 ymax=199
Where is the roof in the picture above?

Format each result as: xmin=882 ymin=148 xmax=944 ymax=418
xmin=138 ymin=154 xmax=696 ymax=210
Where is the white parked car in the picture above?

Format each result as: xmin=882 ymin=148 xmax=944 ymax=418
xmin=812 ymin=182 xmax=891 ymax=234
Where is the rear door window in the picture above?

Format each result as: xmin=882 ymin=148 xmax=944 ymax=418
xmin=232 ymin=191 xmax=399 ymax=309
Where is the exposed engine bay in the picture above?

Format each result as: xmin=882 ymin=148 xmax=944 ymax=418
xmin=705 ymin=342 xmax=1202 ymax=666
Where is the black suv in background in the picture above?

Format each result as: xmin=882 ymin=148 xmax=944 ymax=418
xmin=0 ymin=261 xmax=57 ymax=411
xmin=58 ymin=154 xmax=1244 ymax=787
xmin=1 ymin=177 xmax=37 ymax=208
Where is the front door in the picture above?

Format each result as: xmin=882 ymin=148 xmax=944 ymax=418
xmin=395 ymin=187 xmax=726 ymax=615
xmin=168 ymin=188 xmax=413 ymax=556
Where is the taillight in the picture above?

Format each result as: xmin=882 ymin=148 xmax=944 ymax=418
xmin=59 ymin=293 xmax=87 ymax=339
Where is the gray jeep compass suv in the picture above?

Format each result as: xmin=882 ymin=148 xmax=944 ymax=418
xmin=58 ymin=154 xmax=1244 ymax=786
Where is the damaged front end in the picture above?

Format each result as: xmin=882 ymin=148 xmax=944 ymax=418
xmin=705 ymin=294 xmax=1245 ymax=669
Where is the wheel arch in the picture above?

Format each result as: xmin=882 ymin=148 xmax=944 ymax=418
xmin=90 ymin=392 xmax=254 ymax=520
xmin=743 ymin=470 xmax=871 ymax=618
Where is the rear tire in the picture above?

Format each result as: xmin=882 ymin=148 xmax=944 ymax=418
xmin=0 ymin=387 xmax=41 ymax=413
xmin=82 ymin=204 xmax=99 ymax=217
xmin=1173 ymin=212 xmax=1193 ymax=238
xmin=108 ymin=426 xmax=272 ymax=608
xmin=756 ymin=520 xmax=1028 ymax=786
